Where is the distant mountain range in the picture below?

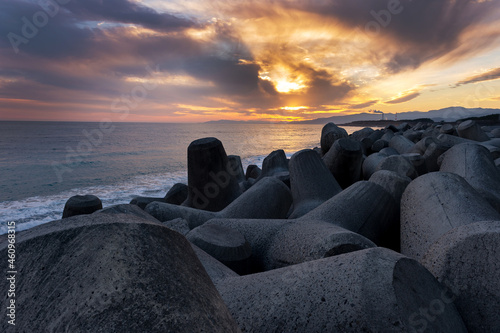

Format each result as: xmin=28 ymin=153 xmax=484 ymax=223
xmin=205 ymin=107 xmax=500 ymax=125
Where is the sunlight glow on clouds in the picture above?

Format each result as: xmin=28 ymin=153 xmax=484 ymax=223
xmin=0 ymin=0 xmax=499 ymax=122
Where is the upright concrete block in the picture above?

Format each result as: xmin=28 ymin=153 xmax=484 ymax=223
xmin=323 ymin=138 xmax=363 ymax=188
xmin=320 ymin=122 xmax=348 ymax=155
xmin=389 ymin=135 xmax=415 ymax=154
xmin=183 ymin=137 xmax=242 ymax=211
xmin=288 ymin=149 xmax=342 ymax=218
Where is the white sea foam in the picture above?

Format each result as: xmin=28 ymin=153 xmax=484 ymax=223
xmin=0 ymin=170 xmax=188 ymax=234
xmin=0 ymin=156 xmax=277 ymax=235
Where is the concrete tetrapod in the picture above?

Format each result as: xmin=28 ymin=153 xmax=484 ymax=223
xmin=62 ymin=194 xmax=102 ymax=218
xmin=288 ymin=149 xmax=342 ymax=218
xmin=457 ymin=120 xmax=490 ymax=142
xmin=300 ymin=181 xmax=399 ymax=249
xmin=389 ymin=134 xmax=415 ymax=154
xmin=190 ymin=244 xmax=239 ymax=285
xmin=145 ymin=176 xmax=293 ymax=229
xmin=183 ymin=137 xmax=242 ymax=212
xmin=440 ymin=143 xmax=500 ymax=213
xmin=216 ymin=247 xmax=467 ymax=333
xmin=187 ymin=224 xmax=252 ymax=275
xmin=205 ymin=218 xmax=375 ymax=272
xmin=421 ymin=221 xmax=500 ymax=333
xmin=322 ymin=138 xmax=363 ymax=188
xmin=320 ymin=122 xmax=348 ymax=155
xmin=0 ymin=213 xmax=240 ymax=332
xmin=400 ymin=172 xmax=500 ymax=260
xmin=254 ymin=149 xmax=290 ymax=187
xmin=130 ymin=183 xmax=188 ymax=209
xmin=375 ymin=155 xmax=419 ymax=179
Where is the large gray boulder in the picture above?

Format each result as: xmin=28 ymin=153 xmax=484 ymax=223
xmin=421 ymin=221 xmax=500 ymax=333
xmin=217 ymin=247 xmax=467 ymax=333
xmin=401 ymin=172 xmax=500 ymax=260
xmin=183 ymin=137 xmax=242 ymax=211
xmin=389 ymin=135 xmax=415 ymax=154
xmin=440 ymin=143 xmax=500 ymax=212
xmin=0 ymin=213 xmax=240 ymax=332
xmin=288 ymin=149 xmax=341 ymax=218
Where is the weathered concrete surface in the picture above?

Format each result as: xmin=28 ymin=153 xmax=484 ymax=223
xmin=440 ymin=143 xmax=500 ymax=213
xmin=187 ymin=224 xmax=252 ymax=275
xmin=389 ymin=135 xmax=415 ymax=154
xmin=0 ymin=213 xmax=241 ymax=333
xmin=205 ymin=218 xmax=375 ymax=272
xmin=375 ymin=155 xmax=418 ymax=179
xmin=94 ymin=203 xmax=158 ymax=222
xmin=320 ymin=122 xmax=348 ymax=155
xmin=62 ymin=194 xmax=102 ymax=218
xmin=191 ymin=244 xmax=239 ymax=285
xmin=457 ymin=120 xmax=490 ymax=142
xmin=300 ymin=181 xmax=398 ymax=248
xmin=288 ymin=149 xmax=341 ymax=218
xmin=421 ymin=221 xmax=500 ymax=333
xmin=323 ymin=138 xmax=363 ymax=188
xmin=145 ymin=176 xmax=292 ymax=229
xmin=401 ymin=172 xmax=500 ymax=260
xmin=217 ymin=248 xmax=467 ymax=333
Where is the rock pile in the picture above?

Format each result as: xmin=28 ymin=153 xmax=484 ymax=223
xmin=2 ymin=119 xmax=500 ymax=332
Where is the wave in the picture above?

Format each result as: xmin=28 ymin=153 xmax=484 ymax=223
xmin=0 ymin=153 xmax=292 ymax=235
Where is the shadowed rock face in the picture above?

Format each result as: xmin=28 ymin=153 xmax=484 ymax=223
xmin=217 ymin=248 xmax=467 ymax=333
xmin=0 ymin=213 xmax=240 ymax=333
xmin=421 ymin=221 xmax=500 ymax=333
xmin=145 ymin=176 xmax=292 ymax=229
xmin=183 ymin=137 xmax=242 ymax=212
xmin=320 ymin=122 xmax=348 ymax=155
xmin=322 ymin=138 xmax=363 ymax=189
xmin=440 ymin=143 xmax=500 ymax=213
xmin=62 ymin=194 xmax=102 ymax=218
xmin=288 ymin=149 xmax=342 ymax=218
xmin=401 ymin=172 xmax=500 ymax=260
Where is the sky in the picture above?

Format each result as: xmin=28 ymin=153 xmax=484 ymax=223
xmin=1 ymin=0 xmax=500 ymax=122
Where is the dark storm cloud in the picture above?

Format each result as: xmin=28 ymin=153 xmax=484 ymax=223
xmin=454 ymin=67 xmax=500 ymax=87
xmin=290 ymin=0 xmax=498 ymax=72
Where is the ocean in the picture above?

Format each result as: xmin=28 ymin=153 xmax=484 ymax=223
xmin=0 ymin=121 xmax=363 ymax=234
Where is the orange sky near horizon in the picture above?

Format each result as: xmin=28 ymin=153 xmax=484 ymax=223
xmin=1 ymin=0 xmax=500 ymax=123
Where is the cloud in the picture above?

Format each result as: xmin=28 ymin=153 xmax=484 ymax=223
xmin=385 ymin=92 xmax=421 ymax=104
xmin=454 ymin=67 xmax=500 ymax=87
xmin=350 ymin=100 xmax=379 ymax=109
